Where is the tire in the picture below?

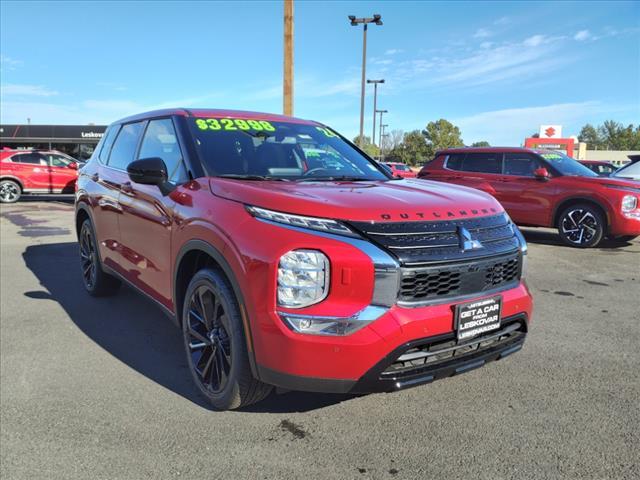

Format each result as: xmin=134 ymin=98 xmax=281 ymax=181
xmin=79 ymin=219 xmax=121 ymax=296
xmin=182 ymin=268 xmax=272 ymax=410
xmin=557 ymin=204 xmax=605 ymax=248
xmin=0 ymin=179 xmax=21 ymax=203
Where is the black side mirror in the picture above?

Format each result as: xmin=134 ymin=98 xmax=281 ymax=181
xmin=127 ymin=157 xmax=174 ymax=195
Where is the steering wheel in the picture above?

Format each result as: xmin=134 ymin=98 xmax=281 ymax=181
xmin=302 ymin=167 xmax=331 ymax=177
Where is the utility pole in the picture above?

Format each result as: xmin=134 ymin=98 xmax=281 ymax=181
xmin=283 ymin=0 xmax=294 ymax=116
xmin=367 ymin=79 xmax=384 ymax=145
xmin=348 ymin=14 xmax=383 ymax=147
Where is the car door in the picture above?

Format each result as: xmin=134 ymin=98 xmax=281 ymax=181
xmin=450 ymin=152 xmax=504 ymax=196
xmin=94 ymin=121 xmax=145 ymax=272
xmin=117 ymin=117 xmax=189 ymax=309
xmin=8 ymin=152 xmax=50 ymax=191
xmin=43 ymin=153 xmax=78 ymax=192
xmin=494 ymin=152 xmax=554 ymax=225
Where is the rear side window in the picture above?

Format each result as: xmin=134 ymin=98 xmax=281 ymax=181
xmin=98 ymin=126 xmax=120 ymax=163
xmin=138 ymin=118 xmax=188 ymax=183
xmin=462 ymin=153 xmax=502 ymax=174
xmin=108 ymin=122 xmax=144 ymax=170
xmin=503 ymin=153 xmax=540 ymax=176
xmin=445 ymin=153 xmax=465 ymax=170
xmin=11 ymin=153 xmax=45 ymax=165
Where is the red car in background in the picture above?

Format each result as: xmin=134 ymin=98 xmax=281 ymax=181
xmin=384 ymin=162 xmax=417 ymax=178
xmin=419 ymin=147 xmax=640 ymax=248
xmin=0 ymin=149 xmax=79 ymax=203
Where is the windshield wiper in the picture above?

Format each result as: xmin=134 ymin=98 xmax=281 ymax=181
xmin=215 ymin=174 xmax=288 ymax=181
xmin=296 ymin=176 xmax=373 ymax=182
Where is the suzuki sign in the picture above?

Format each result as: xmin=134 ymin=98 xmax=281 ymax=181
xmin=539 ymin=125 xmax=562 ymax=138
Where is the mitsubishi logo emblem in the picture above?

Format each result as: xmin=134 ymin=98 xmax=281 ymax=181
xmin=458 ymin=227 xmax=483 ymax=251
xmin=544 ymin=126 xmax=556 ymax=137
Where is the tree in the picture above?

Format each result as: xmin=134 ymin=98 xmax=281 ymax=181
xmin=422 ymin=119 xmax=464 ymax=151
xmin=352 ymin=135 xmax=380 ymax=158
xmin=471 ymin=141 xmax=490 ymax=147
xmin=388 ymin=129 xmax=405 ymax=150
xmin=578 ymin=124 xmax=601 ymax=149
xmin=386 ymin=130 xmax=432 ymax=166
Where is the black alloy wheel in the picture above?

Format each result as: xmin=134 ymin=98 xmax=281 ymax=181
xmin=78 ymin=219 xmax=121 ymax=296
xmin=185 ymin=284 xmax=233 ymax=394
xmin=182 ymin=269 xmax=272 ymax=410
xmin=557 ymin=204 xmax=605 ymax=248
xmin=0 ymin=180 xmax=21 ymax=203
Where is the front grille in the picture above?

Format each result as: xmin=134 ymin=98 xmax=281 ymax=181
xmin=349 ymin=213 xmax=520 ymax=265
xmin=381 ymin=318 xmax=526 ymax=380
xmin=399 ymin=252 xmax=521 ymax=304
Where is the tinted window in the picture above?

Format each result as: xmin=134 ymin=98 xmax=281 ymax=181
xmin=108 ymin=122 xmax=144 ymax=170
xmin=138 ymin=118 xmax=188 ymax=183
xmin=538 ymin=151 xmax=597 ymax=177
xmin=45 ymin=154 xmax=73 ymax=167
xmin=11 ymin=153 xmax=45 ymax=165
xmin=462 ymin=153 xmax=502 ymax=174
xmin=98 ymin=126 xmax=120 ymax=163
xmin=445 ymin=153 xmax=465 ymax=170
xmin=503 ymin=153 xmax=539 ymax=176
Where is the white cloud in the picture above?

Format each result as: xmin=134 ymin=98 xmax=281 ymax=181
xmin=523 ymin=35 xmax=546 ymax=47
xmin=574 ymin=30 xmax=591 ymax=41
xmin=480 ymin=41 xmax=493 ymax=49
xmin=473 ymin=28 xmax=492 ymax=39
xmin=0 ymin=55 xmax=23 ymax=70
xmin=454 ymin=101 xmax=608 ymax=145
xmin=372 ymin=57 xmax=393 ymax=65
xmin=1 ymin=83 xmax=59 ymax=97
xmin=494 ymin=16 xmax=510 ymax=26
xmin=384 ymin=49 xmax=404 ymax=55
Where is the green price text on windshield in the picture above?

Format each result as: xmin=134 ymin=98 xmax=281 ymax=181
xmin=195 ymin=118 xmax=276 ymax=132
xmin=315 ymin=126 xmax=338 ymax=138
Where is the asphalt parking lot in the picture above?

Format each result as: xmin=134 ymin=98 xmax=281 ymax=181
xmin=1 ymin=198 xmax=639 ymax=480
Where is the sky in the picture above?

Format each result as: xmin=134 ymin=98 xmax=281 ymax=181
xmin=1 ymin=0 xmax=639 ymax=146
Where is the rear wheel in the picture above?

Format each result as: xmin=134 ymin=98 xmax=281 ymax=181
xmin=182 ymin=268 xmax=272 ymax=410
xmin=79 ymin=219 xmax=121 ymax=296
xmin=557 ymin=204 xmax=605 ymax=248
xmin=0 ymin=180 xmax=21 ymax=203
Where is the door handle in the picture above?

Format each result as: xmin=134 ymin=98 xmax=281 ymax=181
xmin=91 ymin=173 xmax=99 ymax=182
xmin=120 ymin=181 xmax=134 ymax=194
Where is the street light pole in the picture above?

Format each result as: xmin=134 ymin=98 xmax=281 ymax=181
xmin=367 ymin=79 xmax=384 ymax=145
xmin=380 ymin=124 xmax=389 ymax=161
xmin=376 ymin=109 xmax=387 ymax=148
xmin=348 ymin=14 xmax=383 ymax=147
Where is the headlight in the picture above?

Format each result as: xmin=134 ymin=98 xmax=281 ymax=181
xmin=277 ymin=250 xmax=329 ymax=308
xmin=246 ymin=205 xmax=358 ymax=237
xmin=622 ymin=195 xmax=638 ymax=212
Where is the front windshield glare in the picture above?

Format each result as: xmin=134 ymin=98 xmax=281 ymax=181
xmin=188 ymin=117 xmax=389 ymax=181
xmin=538 ymin=151 xmax=598 ymax=177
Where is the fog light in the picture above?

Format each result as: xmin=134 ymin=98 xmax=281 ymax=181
xmin=277 ymin=250 xmax=329 ymax=308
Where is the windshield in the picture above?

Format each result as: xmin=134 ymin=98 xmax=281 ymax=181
xmin=538 ymin=151 xmax=598 ymax=177
xmin=613 ymin=161 xmax=640 ymax=178
xmin=188 ymin=117 xmax=389 ymax=181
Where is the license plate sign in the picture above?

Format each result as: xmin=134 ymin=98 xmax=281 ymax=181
xmin=455 ymin=296 xmax=502 ymax=341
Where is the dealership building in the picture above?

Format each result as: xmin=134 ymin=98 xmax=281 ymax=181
xmin=0 ymin=124 xmax=107 ymax=161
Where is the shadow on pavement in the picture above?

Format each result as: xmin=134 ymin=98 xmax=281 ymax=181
xmin=22 ymin=241 xmax=352 ymax=413
xmin=520 ymin=227 xmax=635 ymax=249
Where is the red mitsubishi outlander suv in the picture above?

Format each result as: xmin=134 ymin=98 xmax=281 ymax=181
xmin=0 ymin=148 xmax=79 ymax=203
xmin=76 ymin=109 xmax=532 ymax=410
xmin=419 ymin=147 xmax=640 ymax=248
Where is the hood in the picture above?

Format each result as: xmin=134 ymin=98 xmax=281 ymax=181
xmin=210 ymin=178 xmax=503 ymax=222
xmin=564 ymin=175 xmax=640 ymax=189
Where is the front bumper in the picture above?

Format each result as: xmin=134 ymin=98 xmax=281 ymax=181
xmin=258 ymin=313 xmax=528 ymax=394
